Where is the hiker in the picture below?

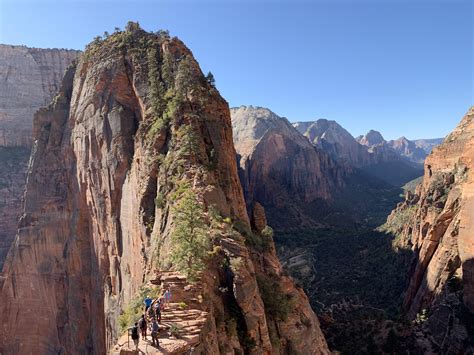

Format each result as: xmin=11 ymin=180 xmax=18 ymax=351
xmin=131 ymin=322 xmax=140 ymax=351
xmin=153 ymin=301 xmax=162 ymax=323
xmin=150 ymin=318 xmax=160 ymax=347
xmin=139 ymin=314 xmax=147 ymax=338
xmin=164 ymin=288 xmax=172 ymax=305
xmin=144 ymin=295 xmax=153 ymax=312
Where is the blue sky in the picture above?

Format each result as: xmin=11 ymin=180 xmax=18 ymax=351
xmin=1 ymin=0 xmax=472 ymax=140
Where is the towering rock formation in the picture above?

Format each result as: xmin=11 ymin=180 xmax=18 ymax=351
xmin=293 ymin=119 xmax=372 ymax=167
xmin=0 ymin=26 xmax=328 ymax=354
xmin=383 ymin=107 xmax=474 ymax=352
xmin=295 ymin=121 xmax=424 ymax=186
xmin=387 ymin=136 xmax=431 ymax=164
xmin=0 ymin=45 xmax=79 ymax=269
xmin=357 ymin=129 xmax=424 ymax=186
xmin=232 ymin=106 xmax=347 ymax=230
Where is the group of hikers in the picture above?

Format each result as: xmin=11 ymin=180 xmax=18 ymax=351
xmin=130 ymin=287 xmax=172 ymax=351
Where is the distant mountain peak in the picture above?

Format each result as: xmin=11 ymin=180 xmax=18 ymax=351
xmin=358 ymin=130 xmax=386 ymax=146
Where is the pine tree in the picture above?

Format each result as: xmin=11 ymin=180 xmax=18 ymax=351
xmin=170 ymin=187 xmax=210 ymax=281
xmin=205 ymin=71 xmax=215 ymax=87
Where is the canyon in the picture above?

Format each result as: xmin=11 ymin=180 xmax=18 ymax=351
xmin=0 ymin=26 xmax=328 ymax=354
xmin=0 ymin=45 xmax=79 ymax=269
xmin=0 ymin=24 xmax=470 ymax=355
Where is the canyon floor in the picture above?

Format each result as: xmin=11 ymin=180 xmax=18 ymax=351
xmin=274 ymin=184 xmax=419 ymax=353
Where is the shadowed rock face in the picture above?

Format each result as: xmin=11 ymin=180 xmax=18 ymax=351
xmin=0 ymin=45 xmax=79 ymax=269
xmin=0 ymin=29 xmax=328 ymax=354
xmin=232 ymin=106 xmax=347 ymax=230
xmin=383 ymin=107 xmax=474 ymax=352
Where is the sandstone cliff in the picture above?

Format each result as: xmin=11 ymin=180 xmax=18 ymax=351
xmin=383 ymin=107 xmax=474 ymax=352
xmin=293 ymin=119 xmax=372 ymax=167
xmin=0 ymin=44 xmax=80 ymax=147
xmin=232 ymin=106 xmax=347 ymax=231
xmin=0 ymin=45 xmax=79 ymax=269
xmin=0 ymin=26 xmax=328 ymax=354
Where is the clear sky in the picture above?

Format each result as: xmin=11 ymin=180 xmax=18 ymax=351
xmin=1 ymin=0 xmax=472 ymax=140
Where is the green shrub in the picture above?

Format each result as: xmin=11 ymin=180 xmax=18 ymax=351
xmin=257 ymin=274 xmax=295 ymax=321
xmin=169 ymin=323 xmax=183 ymax=338
xmin=118 ymin=284 xmax=161 ymax=333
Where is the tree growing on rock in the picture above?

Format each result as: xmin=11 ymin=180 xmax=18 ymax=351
xmin=170 ymin=185 xmax=210 ymax=281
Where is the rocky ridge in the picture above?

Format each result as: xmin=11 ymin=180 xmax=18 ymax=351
xmin=383 ymin=107 xmax=474 ymax=352
xmin=0 ymin=26 xmax=328 ymax=354
xmin=295 ymin=120 xmax=425 ymax=186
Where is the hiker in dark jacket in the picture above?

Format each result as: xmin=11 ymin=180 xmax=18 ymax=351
xmin=131 ymin=322 xmax=140 ymax=351
xmin=150 ymin=318 xmax=160 ymax=347
xmin=139 ymin=314 xmax=147 ymax=338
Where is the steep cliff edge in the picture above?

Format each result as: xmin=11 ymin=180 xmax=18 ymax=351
xmin=0 ymin=25 xmax=328 ymax=354
xmin=0 ymin=45 xmax=79 ymax=269
xmin=383 ymin=107 xmax=474 ymax=352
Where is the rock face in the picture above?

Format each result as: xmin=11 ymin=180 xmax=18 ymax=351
xmin=383 ymin=107 xmax=474 ymax=352
xmin=0 ymin=44 xmax=80 ymax=147
xmin=293 ymin=119 xmax=372 ymax=167
xmin=0 ymin=45 xmax=79 ymax=269
xmin=387 ymin=136 xmax=430 ymax=164
xmin=0 ymin=27 xmax=328 ymax=354
xmin=232 ymin=106 xmax=347 ymax=230
xmin=356 ymin=129 xmax=424 ymax=186
xmin=295 ymin=121 xmax=424 ymax=186
xmin=412 ymin=138 xmax=444 ymax=154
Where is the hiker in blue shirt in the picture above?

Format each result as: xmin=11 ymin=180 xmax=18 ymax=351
xmin=144 ymin=295 xmax=153 ymax=312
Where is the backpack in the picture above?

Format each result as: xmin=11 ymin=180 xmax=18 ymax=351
xmin=131 ymin=326 xmax=139 ymax=339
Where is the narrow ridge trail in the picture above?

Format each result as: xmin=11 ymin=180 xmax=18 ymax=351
xmin=112 ymin=272 xmax=208 ymax=354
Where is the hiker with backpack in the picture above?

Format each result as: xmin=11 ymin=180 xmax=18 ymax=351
xmin=150 ymin=318 xmax=160 ymax=347
xmin=138 ymin=314 xmax=147 ymax=338
xmin=131 ymin=322 xmax=140 ymax=351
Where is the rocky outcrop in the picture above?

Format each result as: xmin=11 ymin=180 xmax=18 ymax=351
xmin=0 ymin=45 xmax=79 ymax=269
xmin=232 ymin=106 xmax=347 ymax=230
xmin=383 ymin=107 xmax=474 ymax=352
xmin=0 ymin=26 xmax=328 ymax=354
